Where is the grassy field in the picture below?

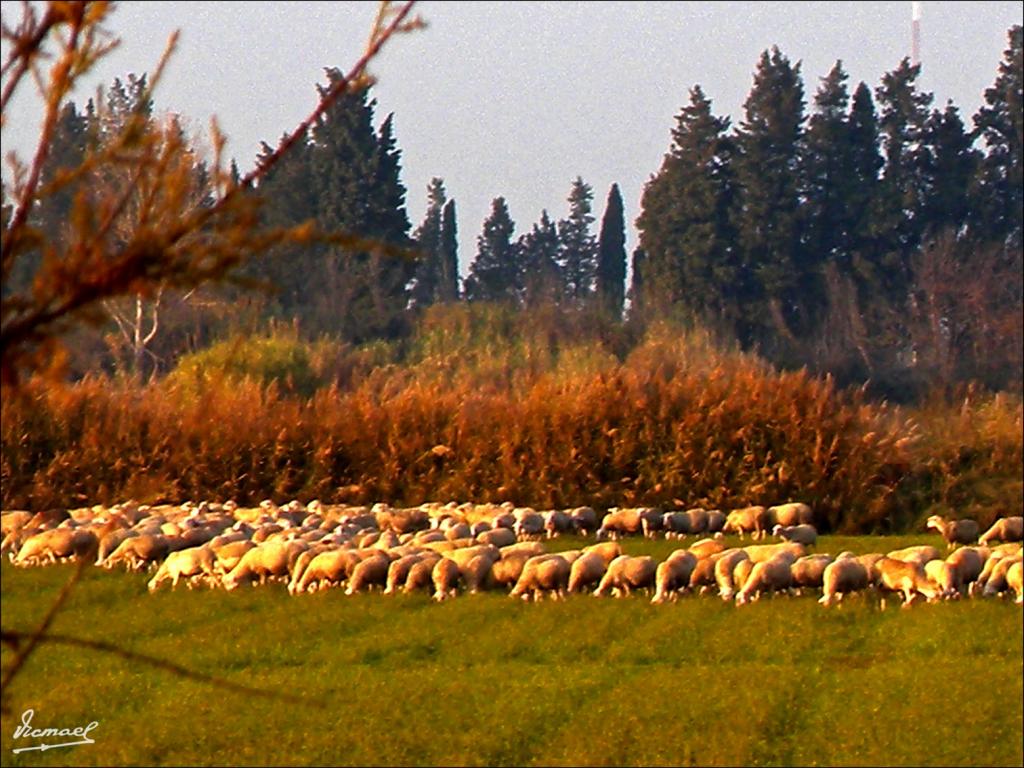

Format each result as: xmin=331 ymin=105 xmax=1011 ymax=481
xmin=1 ymin=534 xmax=1022 ymax=767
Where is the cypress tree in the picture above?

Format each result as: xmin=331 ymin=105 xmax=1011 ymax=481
xmin=464 ymin=197 xmax=518 ymax=303
xmin=439 ymin=198 xmax=460 ymax=302
xmin=410 ymin=177 xmax=446 ymax=309
xmin=921 ymin=102 xmax=981 ymax=238
xmin=595 ymin=183 xmax=627 ymax=319
xmin=516 ymin=209 xmax=562 ymax=307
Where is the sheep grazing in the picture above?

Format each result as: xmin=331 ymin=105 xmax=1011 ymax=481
xmin=772 ymin=523 xmax=818 ymax=548
xmin=790 ymin=554 xmax=833 ymax=594
xmin=981 ymin=554 xmax=1023 ymax=598
xmin=734 ymin=553 xmax=795 ymax=605
xmin=103 ymin=533 xmax=169 ymax=572
xmin=476 ymin=527 xmax=516 ymax=548
xmin=512 ymin=508 xmax=545 ymax=540
xmin=705 ymin=510 xmax=727 ymax=534
xmin=651 ymin=549 xmax=698 ymax=604
xmin=542 ymin=509 xmax=573 ymax=538
xmin=923 ymin=559 xmax=960 ymax=600
xmin=886 ymin=545 xmax=941 ymax=569
xmin=581 ymin=540 xmax=623 ymax=565
xmin=875 ymin=556 xmax=942 ymax=605
xmin=661 ymin=511 xmax=691 ymax=539
xmin=978 ymin=516 xmax=1024 ymax=546
xmin=942 ymin=546 xmax=988 ymax=597
xmin=567 ymin=551 xmax=609 ymax=594
xmin=403 ymin=558 xmax=438 ymax=594
xmin=926 ymin=514 xmax=980 ymax=549
xmin=1005 ymin=560 xmax=1023 ymax=604
xmin=345 ymin=552 xmax=391 ymax=595
xmin=767 ymin=502 xmax=815 ymax=528
xmin=13 ymin=528 xmax=96 ymax=567
xmin=147 ymin=545 xmax=217 ymax=592
xmin=743 ymin=541 xmax=806 ymax=564
xmin=595 ymin=508 xmax=644 ymax=540
xmin=722 ymin=506 xmax=770 ymax=540
xmin=819 ymin=555 xmax=870 ymax=606
xmin=490 ymin=550 xmax=534 ymax=591
xmin=432 ymin=557 xmax=462 ymax=601
xmin=569 ymin=507 xmax=599 ymax=536
xmin=593 ymin=555 xmax=656 ymax=598
xmin=222 ymin=541 xmax=291 ymax=591
xmin=509 ymin=554 xmax=572 ymax=601
xmin=688 ymin=537 xmax=726 ymax=560
xmin=713 ymin=549 xmax=750 ymax=602
xmin=637 ymin=508 xmax=664 ymax=538
xmin=384 ymin=553 xmax=428 ymax=595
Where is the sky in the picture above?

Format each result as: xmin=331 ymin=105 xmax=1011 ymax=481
xmin=2 ymin=1 xmax=1022 ymax=280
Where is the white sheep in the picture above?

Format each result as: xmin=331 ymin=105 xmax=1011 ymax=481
xmin=926 ymin=514 xmax=980 ymax=549
xmin=819 ymin=555 xmax=870 ymax=606
xmin=1005 ymin=559 xmax=1023 ymax=604
xmin=147 ymin=545 xmax=217 ymax=592
xmin=651 ymin=549 xmax=698 ymax=604
xmin=509 ymin=554 xmax=572 ymax=601
xmin=923 ymin=559 xmax=959 ymax=600
xmin=567 ymin=551 xmax=609 ymax=594
xmin=885 ymin=545 xmax=941 ymax=569
xmin=712 ymin=548 xmax=749 ymax=601
xmin=981 ymin=554 xmax=1023 ymax=598
xmin=790 ymin=554 xmax=833 ymax=594
xmin=978 ymin=516 xmax=1024 ymax=546
xmin=767 ymin=502 xmax=814 ymax=527
xmin=593 ymin=555 xmax=656 ymax=598
xmin=722 ymin=506 xmax=770 ymax=540
xmin=688 ymin=537 xmax=726 ymax=560
xmin=222 ymin=541 xmax=291 ymax=590
xmin=734 ymin=552 xmax=796 ymax=605
xmin=875 ymin=556 xmax=942 ymax=605
xmin=771 ymin=523 xmax=818 ymax=548
xmin=345 ymin=552 xmax=391 ymax=594
xmin=431 ymin=556 xmax=462 ymax=601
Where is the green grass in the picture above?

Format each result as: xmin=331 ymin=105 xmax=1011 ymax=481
xmin=1 ymin=536 xmax=1021 ymax=767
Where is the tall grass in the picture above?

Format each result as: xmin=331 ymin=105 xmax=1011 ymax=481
xmin=2 ymin=310 xmax=1020 ymax=533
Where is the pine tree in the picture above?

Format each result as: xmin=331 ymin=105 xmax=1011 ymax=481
xmin=635 ymin=86 xmax=738 ymax=327
xmin=516 ymin=209 xmax=562 ymax=307
xmin=557 ymin=177 xmax=597 ymax=304
xmin=972 ymin=24 xmax=1023 ymax=247
xmin=846 ymin=81 xmax=884 ymax=266
xmin=438 ymin=198 xmax=459 ymax=302
xmin=921 ymin=102 xmax=981 ymax=237
xmin=464 ymin=197 xmax=518 ymax=303
xmin=734 ymin=47 xmax=807 ymax=346
xmin=595 ymin=183 xmax=627 ymax=319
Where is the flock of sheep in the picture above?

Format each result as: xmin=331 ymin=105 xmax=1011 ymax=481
xmin=3 ymin=499 xmax=1023 ymax=608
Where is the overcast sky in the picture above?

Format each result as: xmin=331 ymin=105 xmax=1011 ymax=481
xmin=2 ymin=1 xmax=1021 ymax=278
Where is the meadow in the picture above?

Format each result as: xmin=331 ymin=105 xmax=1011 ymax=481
xmin=2 ymin=533 xmax=1021 ymax=768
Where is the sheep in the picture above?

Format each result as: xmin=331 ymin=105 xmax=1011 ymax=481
xmin=688 ymin=553 xmax=723 ymax=594
xmin=403 ymin=557 xmax=438 ymax=594
xmin=222 ymin=541 xmax=291 ymax=590
xmin=13 ymin=528 xmax=96 ymax=567
xmin=942 ymin=546 xmax=988 ymax=597
xmin=1006 ymin=560 xmax=1023 ymax=604
xmin=923 ymin=559 xmax=961 ymax=600
xmin=743 ymin=541 xmax=806 ymax=564
xmin=651 ymin=549 xmax=698 ymax=604
xmin=683 ymin=508 xmax=710 ymax=535
xmin=735 ymin=553 xmax=795 ymax=605
xmin=819 ymin=555 xmax=870 ymax=606
xmin=542 ymin=509 xmax=573 ymax=538
xmin=476 ymin=527 xmax=517 ymax=548
xmin=385 ymin=553 xmax=430 ymax=595
xmin=569 ymin=507 xmax=599 ymax=536
xmin=499 ymin=541 xmax=548 ymax=559
xmin=95 ymin=527 xmax=137 ymax=566
xmin=790 ymin=554 xmax=833 ymax=594
xmin=661 ymin=511 xmax=691 ymax=539
xmin=432 ymin=556 xmax=462 ymax=601
xmin=713 ymin=549 xmax=750 ymax=601
xmin=593 ymin=555 xmax=656 ymax=598
xmin=490 ymin=550 xmax=535 ymax=591
xmin=637 ymin=507 xmax=664 ymax=538
xmin=345 ymin=552 xmax=391 ymax=594
xmin=772 ymin=523 xmax=818 ymax=548
xmin=287 ymin=544 xmax=339 ymax=594
xmin=705 ymin=510 xmax=727 ymax=534
xmin=688 ymin=538 xmax=725 ymax=560
xmin=147 ymin=545 xmax=217 ymax=592
xmin=767 ymin=502 xmax=815 ymax=528
xmin=973 ymin=544 xmax=1022 ymax=595
xmin=722 ymin=506 xmax=770 ymax=540
xmin=926 ymin=514 xmax=980 ymax=549
xmin=875 ymin=556 xmax=942 ymax=605
xmin=103 ymin=533 xmax=169 ymax=572
xmin=512 ymin=508 xmax=545 ymax=540
xmin=981 ymin=554 xmax=1023 ymax=598
xmin=581 ymin=540 xmax=622 ymax=565
xmin=444 ymin=521 xmax=473 ymax=542
xmin=885 ymin=545 xmax=941 ymax=569
xmin=979 ymin=516 xmax=1024 ymax=546
xmin=567 ymin=551 xmax=609 ymax=594
xmin=509 ymin=554 xmax=572 ymax=601
xmin=595 ymin=508 xmax=644 ymax=540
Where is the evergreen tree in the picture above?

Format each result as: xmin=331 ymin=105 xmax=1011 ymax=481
xmin=635 ymin=85 xmax=737 ymax=326
xmin=464 ymin=197 xmax=518 ymax=303
xmin=557 ymin=177 xmax=597 ymax=304
xmin=516 ymin=209 xmax=562 ymax=307
xmin=921 ymin=102 xmax=981 ymax=237
xmin=972 ymin=24 xmax=1022 ymax=247
xmin=846 ymin=81 xmax=885 ymax=267
xmin=733 ymin=47 xmax=806 ymax=346
xmin=595 ymin=183 xmax=627 ymax=318
xmin=438 ymin=198 xmax=459 ymax=302
xmin=626 ymin=245 xmax=647 ymax=321
xmin=873 ymin=58 xmax=933 ymax=292
xmin=409 ymin=177 xmax=446 ymax=309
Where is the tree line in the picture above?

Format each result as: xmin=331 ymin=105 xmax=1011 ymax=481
xmin=6 ymin=25 xmax=1022 ymax=397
